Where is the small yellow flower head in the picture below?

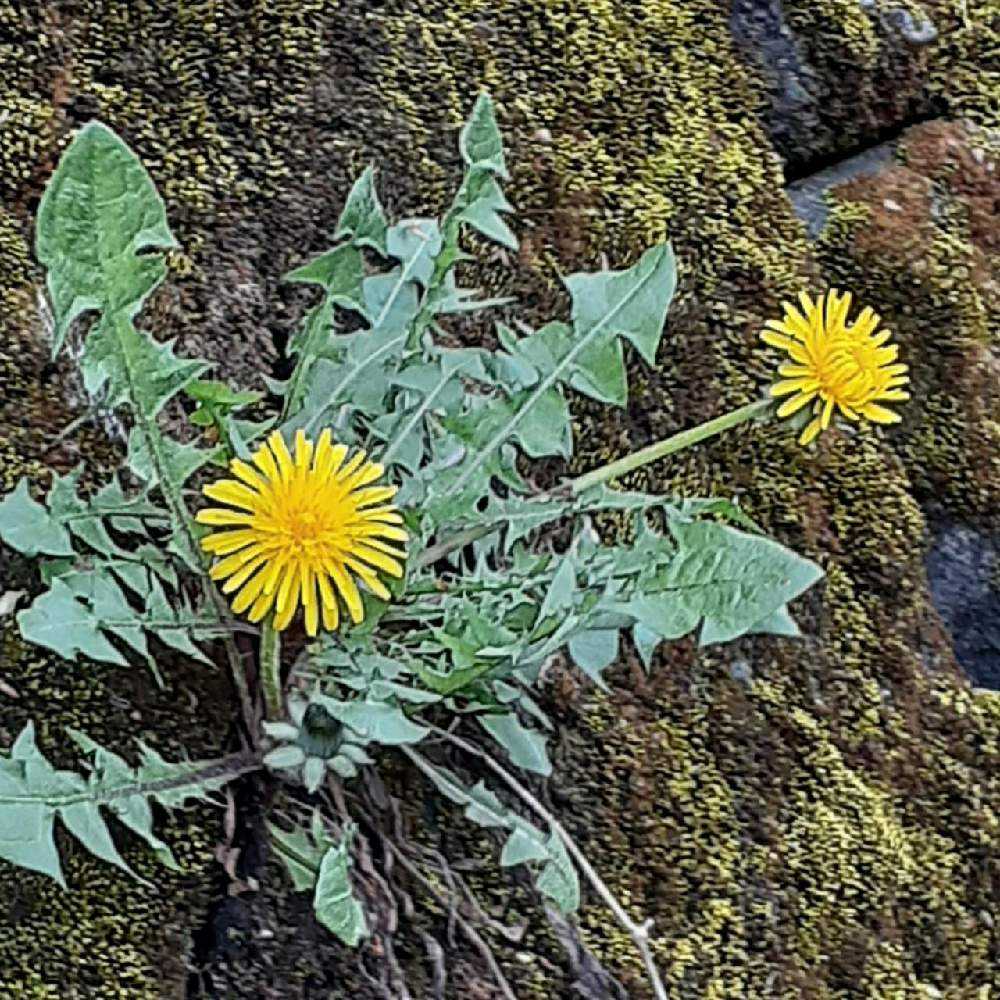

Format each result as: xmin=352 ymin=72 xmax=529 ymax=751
xmin=197 ymin=429 xmax=407 ymax=635
xmin=761 ymin=289 xmax=910 ymax=446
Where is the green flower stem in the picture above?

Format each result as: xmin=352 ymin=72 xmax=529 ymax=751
xmin=568 ymin=397 xmax=772 ymax=495
xmin=414 ymin=398 xmax=773 ymax=570
xmin=260 ymin=620 xmax=283 ymax=721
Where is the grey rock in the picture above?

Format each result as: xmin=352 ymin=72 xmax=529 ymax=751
xmin=926 ymin=520 xmax=1000 ymax=690
xmin=786 ymin=140 xmax=897 ymax=238
xmin=729 ymin=0 xmax=821 ymax=157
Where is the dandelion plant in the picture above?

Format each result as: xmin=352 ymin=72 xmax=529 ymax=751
xmin=0 ymin=92 xmax=906 ymax=997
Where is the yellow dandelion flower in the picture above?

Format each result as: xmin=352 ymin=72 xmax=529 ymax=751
xmin=761 ymin=289 xmax=910 ymax=446
xmin=197 ymin=429 xmax=407 ymax=636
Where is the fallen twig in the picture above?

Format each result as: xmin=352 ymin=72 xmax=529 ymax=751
xmin=424 ymin=726 xmax=669 ymax=1000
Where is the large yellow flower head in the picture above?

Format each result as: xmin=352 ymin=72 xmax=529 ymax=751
xmin=761 ymin=290 xmax=910 ymax=446
xmin=197 ymin=429 xmax=407 ymax=636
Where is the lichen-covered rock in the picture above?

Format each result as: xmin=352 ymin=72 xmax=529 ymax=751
xmin=1 ymin=1 xmax=997 ymax=997
xmin=743 ymin=0 xmax=997 ymax=173
xmin=819 ymin=119 xmax=1000 ymax=515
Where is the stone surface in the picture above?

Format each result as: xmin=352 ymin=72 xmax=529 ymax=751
xmin=787 ymin=140 xmax=898 ymax=237
xmin=926 ymin=521 xmax=1000 ymax=690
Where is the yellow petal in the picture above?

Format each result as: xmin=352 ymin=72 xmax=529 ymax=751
xmin=221 ymin=553 xmax=269 ymax=594
xmin=351 ymin=544 xmax=404 ymax=578
xmin=232 ymin=566 xmax=269 ymax=613
xmin=851 ymin=308 xmax=881 ymax=339
xmin=344 ymin=460 xmax=385 ymax=491
xmin=350 ymin=485 xmax=398 ymax=508
xmin=336 ymin=450 xmax=367 ymax=483
xmin=203 ymin=480 xmax=261 ymax=511
xmin=777 ymin=391 xmax=816 ymax=418
xmin=356 ymin=536 xmax=407 ymax=559
xmin=229 ymin=458 xmax=270 ymax=492
xmin=329 ymin=562 xmax=364 ymax=624
xmin=294 ymin=429 xmax=313 ymax=472
xmin=300 ymin=567 xmax=319 ymax=636
xmin=320 ymin=443 xmax=349 ymax=479
xmin=359 ymin=506 xmax=405 ymax=524
xmin=860 ymin=403 xmax=901 ymax=424
xmin=778 ymin=363 xmax=814 ymax=378
xmin=355 ymin=523 xmax=408 ymax=543
xmin=820 ymin=396 xmax=835 ymax=430
xmin=209 ymin=544 xmax=265 ymax=581
xmin=304 ymin=597 xmax=319 ymax=637
xmin=829 ymin=289 xmax=852 ymax=331
xmin=196 ymin=508 xmax=255 ymax=527
xmin=276 ymin=564 xmax=299 ymax=615
xmin=201 ymin=529 xmax=257 ymax=555
xmin=761 ymin=330 xmax=797 ymax=351
xmin=252 ymin=440 xmax=281 ymax=483
xmin=268 ymin=431 xmax=295 ymax=482
xmin=317 ymin=573 xmax=340 ymax=631
xmin=312 ymin=428 xmax=333 ymax=476
xmin=262 ymin=553 xmax=288 ymax=594
xmin=346 ymin=559 xmax=392 ymax=600
xmin=248 ymin=587 xmax=277 ymax=623
xmin=273 ymin=592 xmax=297 ymax=631
xmin=771 ymin=379 xmax=815 ymax=398
xmin=799 ymin=417 xmax=822 ymax=446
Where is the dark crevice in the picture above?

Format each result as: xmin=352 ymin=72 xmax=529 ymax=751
xmin=925 ymin=515 xmax=1000 ymax=692
xmin=186 ymin=771 xmax=274 ymax=998
xmin=781 ymin=107 xmax=943 ymax=187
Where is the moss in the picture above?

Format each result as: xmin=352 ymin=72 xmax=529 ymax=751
xmin=817 ymin=120 xmax=1000 ymax=517
xmin=0 ymin=439 xmax=227 ymax=997
xmin=771 ymin=0 xmax=998 ymax=169
xmin=361 ymin=2 xmax=998 ymax=994
xmin=1 ymin=119 xmax=222 ymax=993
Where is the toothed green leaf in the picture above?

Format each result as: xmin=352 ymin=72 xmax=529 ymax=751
xmin=0 ymin=723 xmax=242 ymax=887
xmin=662 ymin=520 xmax=823 ymax=645
xmin=268 ymin=813 xmax=331 ymax=892
xmin=534 ymin=832 xmax=579 ymax=914
xmin=334 ymin=165 xmax=388 ymax=254
xmin=408 ymin=753 xmax=579 ymax=912
xmin=478 ymin=713 xmax=551 ymax=776
xmin=0 ymin=479 xmax=74 ymax=557
xmin=567 ymin=629 xmax=619 ymax=683
xmin=565 ymin=243 xmax=677 ymax=367
xmin=313 ymin=826 xmax=367 ymax=946
xmin=311 ymin=696 xmax=428 ymax=746
xmin=459 ymin=93 xmax=509 ymax=179
xmin=36 ymin=121 xmax=177 ymax=356
xmin=457 ymin=172 xmax=517 ymax=250
xmin=17 ymin=579 xmax=128 ymax=666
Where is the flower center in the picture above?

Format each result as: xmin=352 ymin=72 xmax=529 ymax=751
xmin=818 ymin=340 xmax=880 ymax=403
xmin=285 ymin=508 xmax=325 ymax=546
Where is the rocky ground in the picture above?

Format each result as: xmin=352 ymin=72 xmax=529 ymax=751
xmin=1 ymin=2 xmax=998 ymax=997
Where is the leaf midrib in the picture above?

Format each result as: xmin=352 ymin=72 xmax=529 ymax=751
xmin=0 ymin=753 xmax=260 ymax=809
xmin=446 ymin=250 xmax=663 ymax=496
